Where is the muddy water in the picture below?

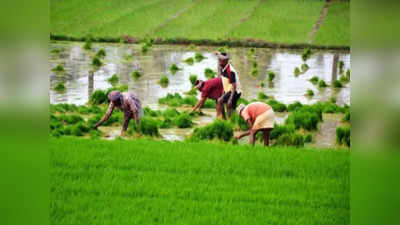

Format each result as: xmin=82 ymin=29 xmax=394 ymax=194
xmin=50 ymin=42 xmax=350 ymax=147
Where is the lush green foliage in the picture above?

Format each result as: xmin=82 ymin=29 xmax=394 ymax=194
xmin=174 ymin=113 xmax=193 ymax=128
xmin=309 ymin=76 xmax=319 ymax=84
xmin=288 ymin=101 xmax=303 ymax=112
xmin=131 ymin=70 xmax=142 ymax=80
xmin=107 ymin=73 xmax=119 ymax=85
xmin=336 ymin=126 xmax=350 ymax=147
xmin=266 ymin=99 xmax=287 ymax=112
xmin=189 ymin=74 xmax=197 ymax=86
xmin=54 ymin=82 xmax=66 ymax=92
xmin=204 ymin=68 xmax=216 ymax=79
xmin=52 ymin=64 xmax=65 ymax=72
xmin=194 ymin=52 xmax=205 ymax=62
xmin=268 ymin=71 xmax=275 ymax=81
xmin=318 ymin=79 xmax=328 ymax=88
xmin=184 ymin=57 xmax=194 ymax=65
xmin=191 ymin=119 xmax=233 ymax=142
xmin=169 ymin=64 xmax=180 ymax=74
xmin=50 ymin=137 xmax=349 ymax=225
xmin=90 ymin=90 xmax=108 ymax=105
xmin=136 ymin=117 xmax=160 ymax=136
xmin=159 ymin=75 xmax=169 ymax=87
xmin=276 ymin=133 xmax=304 ymax=147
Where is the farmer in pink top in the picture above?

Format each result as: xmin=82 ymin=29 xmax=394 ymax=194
xmin=235 ymin=102 xmax=275 ymax=146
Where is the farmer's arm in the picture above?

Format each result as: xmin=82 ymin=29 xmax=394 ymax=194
xmin=191 ymin=97 xmax=207 ymax=113
xmin=235 ymin=119 xmax=253 ymax=139
xmin=94 ymin=102 xmax=114 ymax=128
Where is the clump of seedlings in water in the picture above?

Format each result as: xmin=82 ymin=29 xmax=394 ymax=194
xmin=194 ymin=52 xmax=205 ymax=62
xmin=184 ymin=57 xmax=194 ymax=65
xmin=318 ymin=80 xmax=328 ymax=88
xmin=54 ymin=82 xmax=66 ymax=92
xmin=185 ymin=87 xmax=197 ymax=96
xmin=131 ymin=70 xmax=141 ymax=80
xmin=107 ymin=74 xmax=119 ymax=86
xmin=339 ymin=61 xmax=345 ymax=74
xmin=333 ymin=80 xmax=343 ymax=88
xmin=330 ymin=96 xmax=337 ymax=103
xmin=204 ymin=68 xmax=216 ymax=79
xmin=346 ymin=69 xmax=350 ymax=78
xmin=259 ymin=81 xmax=265 ymax=87
xmin=301 ymin=63 xmax=309 ymax=72
xmin=306 ymin=89 xmax=314 ymax=97
xmin=83 ymin=38 xmax=92 ymax=50
xmin=141 ymin=38 xmax=153 ymax=53
xmin=302 ymin=48 xmax=312 ymax=62
xmin=159 ymin=75 xmax=169 ymax=87
xmin=96 ymin=48 xmax=106 ymax=58
xmin=51 ymin=48 xmax=61 ymax=54
xmin=258 ymin=92 xmax=269 ymax=100
xmin=52 ymin=64 xmax=65 ymax=72
xmin=92 ymin=56 xmax=102 ymax=67
xmin=339 ymin=74 xmax=349 ymax=83
xmin=268 ymin=71 xmax=275 ymax=82
xmin=304 ymin=133 xmax=312 ymax=143
xmin=294 ymin=67 xmax=301 ymax=76
xmin=250 ymin=67 xmax=258 ymax=77
xmin=189 ymin=74 xmax=197 ymax=86
xmin=336 ymin=126 xmax=350 ymax=147
xmin=309 ymin=76 xmax=319 ymax=84
xmin=189 ymin=44 xmax=196 ymax=50
xmin=169 ymin=64 xmax=181 ymax=74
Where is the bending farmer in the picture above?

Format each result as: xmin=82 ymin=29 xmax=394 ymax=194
xmin=235 ymin=102 xmax=275 ymax=146
xmin=94 ymin=91 xmax=143 ymax=136
xmin=191 ymin=77 xmax=224 ymax=118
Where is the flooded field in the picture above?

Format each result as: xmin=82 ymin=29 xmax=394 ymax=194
xmin=50 ymin=41 xmax=350 ymax=147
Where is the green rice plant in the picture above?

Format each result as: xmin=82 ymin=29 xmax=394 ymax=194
xmin=184 ymin=57 xmax=194 ymax=65
xmin=70 ymin=122 xmax=90 ymax=136
xmin=92 ymin=56 xmax=102 ymax=67
xmin=302 ymin=48 xmax=312 ymax=62
xmin=137 ymin=117 xmax=159 ymax=137
xmin=182 ymin=96 xmax=197 ymax=106
xmin=288 ymin=101 xmax=303 ymax=112
xmin=83 ymin=39 xmax=92 ymax=50
xmin=346 ymin=69 xmax=350 ymax=78
xmin=191 ymin=119 xmax=233 ymax=142
xmin=339 ymin=61 xmax=344 ymax=74
xmin=159 ymin=75 xmax=169 ymax=87
xmin=259 ymin=81 xmax=265 ymax=87
xmin=169 ymin=64 xmax=180 ymax=74
xmin=294 ymin=67 xmax=301 ymax=76
xmin=144 ymin=107 xmax=161 ymax=117
xmin=269 ymin=123 xmax=295 ymax=140
xmin=90 ymin=89 xmax=108 ymax=105
xmin=268 ymin=71 xmax=275 ymax=82
xmin=77 ymin=105 xmax=90 ymax=115
xmin=50 ymin=103 xmax=78 ymax=113
xmin=318 ymin=80 xmax=328 ymax=88
xmin=229 ymin=113 xmax=248 ymax=131
xmin=304 ymin=133 xmax=312 ymax=143
xmin=275 ymin=133 xmax=304 ymax=147
xmin=90 ymin=130 xmax=102 ymax=139
xmin=158 ymin=93 xmax=183 ymax=105
xmin=204 ymin=68 xmax=216 ymax=79
xmin=267 ymin=99 xmax=287 ymax=112
xmin=339 ymin=75 xmax=349 ymax=83
xmin=301 ymin=63 xmax=309 ymax=72
xmin=58 ymin=114 xmax=84 ymax=125
xmin=50 ymin=48 xmax=61 ymax=54
xmin=330 ymin=96 xmax=337 ymax=103
xmin=333 ymin=80 xmax=343 ymax=88
xmin=107 ymin=74 xmax=119 ymax=86
xmin=189 ymin=44 xmax=196 ymax=50
xmin=174 ymin=113 xmax=193 ymax=128
xmin=96 ymin=48 xmax=106 ymax=58
xmin=131 ymin=70 xmax=142 ymax=80
xmin=194 ymin=52 xmax=205 ymax=62
xmin=52 ymin=64 xmax=65 ymax=72
xmin=343 ymin=110 xmax=350 ymax=122
xmin=141 ymin=42 xmax=151 ymax=53
xmin=252 ymin=61 xmax=258 ymax=68
xmin=185 ymin=87 xmax=197 ymax=96
xmin=336 ymin=126 xmax=350 ymax=147
xmin=203 ymin=99 xmax=216 ymax=108
xmin=160 ymin=118 xmax=174 ymax=129
xmin=258 ymin=92 xmax=269 ymax=100
xmin=306 ymin=89 xmax=314 ymax=97
xmin=106 ymin=84 xmax=128 ymax=96
xmin=250 ymin=67 xmax=258 ymax=77
xmin=309 ymin=76 xmax=319 ymax=84
xmin=189 ymin=74 xmax=197 ymax=86
xmin=286 ymin=109 xmax=320 ymax=131
xmin=237 ymin=98 xmax=249 ymax=106
xmin=54 ymin=82 xmax=66 ymax=92
xmin=163 ymin=108 xmax=180 ymax=118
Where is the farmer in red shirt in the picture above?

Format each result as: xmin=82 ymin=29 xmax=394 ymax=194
xmin=191 ymin=77 xmax=225 ymax=118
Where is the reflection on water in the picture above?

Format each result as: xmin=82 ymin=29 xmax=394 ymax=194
xmin=50 ymin=42 xmax=350 ymax=107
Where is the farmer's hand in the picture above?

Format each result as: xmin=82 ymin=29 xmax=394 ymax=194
xmin=234 ymin=134 xmax=241 ymax=140
xmin=93 ymin=123 xmax=99 ymax=129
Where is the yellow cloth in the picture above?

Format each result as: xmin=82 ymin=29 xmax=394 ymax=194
xmin=222 ymin=76 xmax=242 ymax=93
xmin=252 ymin=108 xmax=275 ymax=130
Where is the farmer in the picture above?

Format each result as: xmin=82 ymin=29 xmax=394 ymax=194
xmin=216 ymin=52 xmax=242 ymax=117
xmin=234 ymin=102 xmax=275 ymax=146
xmin=93 ymin=91 xmax=143 ymax=136
xmin=191 ymin=77 xmax=225 ymax=119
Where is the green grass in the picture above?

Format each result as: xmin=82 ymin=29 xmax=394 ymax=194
xmin=229 ymin=0 xmax=325 ymax=44
xmin=313 ymin=1 xmax=350 ymax=46
xmin=154 ymin=0 xmax=259 ymax=40
xmin=51 ymin=137 xmax=349 ymax=225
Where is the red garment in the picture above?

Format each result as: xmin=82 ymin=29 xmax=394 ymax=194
xmin=201 ymin=77 xmax=224 ymax=100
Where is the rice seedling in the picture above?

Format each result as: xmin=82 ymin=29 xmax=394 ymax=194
xmin=330 ymin=96 xmax=337 ymax=103
xmin=301 ymin=63 xmax=309 ymax=72
xmin=229 ymin=113 xmax=248 ymax=131
xmin=268 ymin=71 xmax=275 ymax=82
xmin=339 ymin=61 xmax=345 ymax=74
xmin=51 ymin=48 xmax=61 ymax=54
xmin=339 ymin=74 xmax=349 ymax=83
xmin=189 ymin=74 xmax=197 ymax=86
xmin=54 ymin=82 xmax=66 ymax=92
xmin=304 ymin=133 xmax=313 ymax=143
xmin=288 ymin=101 xmax=303 ymax=112
xmin=306 ymin=89 xmax=314 ymax=97
xmin=333 ymin=80 xmax=343 ymax=88
xmin=169 ymin=64 xmax=181 ymax=74
xmin=309 ymin=76 xmax=319 ymax=84
xmin=259 ymin=81 xmax=265 ymax=87
xmin=286 ymin=108 xmax=321 ymax=131
xmin=342 ymin=110 xmax=350 ymax=122
xmin=90 ymin=90 xmax=108 ymax=105
xmin=52 ymin=64 xmax=65 ymax=72
xmin=190 ymin=119 xmax=233 ymax=142
xmin=302 ymin=48 xmax=312 ymax=62
xmin=250 ymin=67 xmax=259 ymax=77
xmin=174 ymin=113 xmax=193 ymax=128
xmin=159 ymin=75 xmax=169 ymax=87
xmin=336 ymin=126 xmax=350 ymax=147
xmin=194 ymin=52 xmax=205 ymax=62
xmin=96 ymin=48 xmax=106 ymax=58
xmin=131 ymin=70 xmax=142 ymax=80
xmin=258 ymin=92 xmax=269 ymax=100
xmin=92 ymin=56 xmax=102 ymax=67
xmin=83 ymin=39 xmax=92 ymax=50
xmin=203 ymin=99 xmax=216 ymax=108
xmin=204 ymin=68 xmax=216 ymax=79
xmin=346 ymin=69 xmax=350 ymax=78
xmin=276 ymin=133 xmax=304 ymax=147
xmin=185 ymin=88 xmax=197 ymax=96
xmin=107 ymin=73 xmax=119 ymax=86
xmin=106 ymin=84 xmax=128 ymax=96
xmin=266 ymin=99 xmax=287 ymax=112
xmin=318 ymin=80 xmax=328 ymax=88
xmin=136 ymin=117 xmax=159 ymax=137
xmin=184 ymin=57 xmax=194 ymax=65
xmin=141 ymin=44 xmax=149 ymax=53
xmin=294 ymin=67 xmax=301 ymax=76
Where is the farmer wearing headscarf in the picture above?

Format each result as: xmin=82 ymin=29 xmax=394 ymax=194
xmin=216 ymin=52 xmax=242 ymax=118
xmin=235 ymin=102 xmax=275 ymax=146
xmin=93 ymin=91 xmax=143 ymax=136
